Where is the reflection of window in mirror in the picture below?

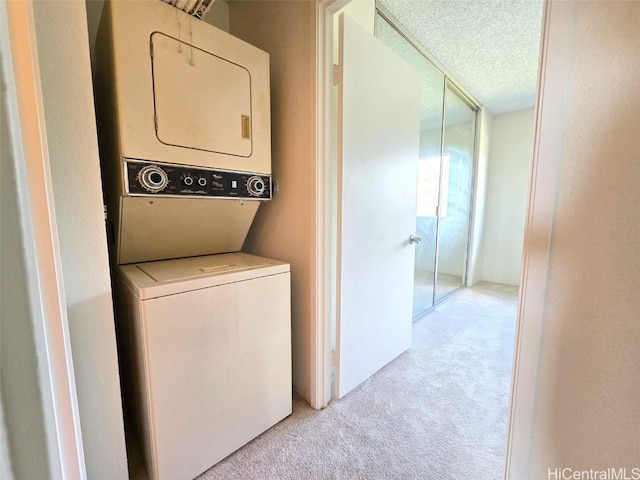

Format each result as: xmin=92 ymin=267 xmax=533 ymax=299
xmin=416 ymin=154 xmax=449 ymax=217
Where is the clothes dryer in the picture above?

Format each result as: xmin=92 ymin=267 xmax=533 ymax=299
xmin=94 ymin=0 xmax=274 ymax=264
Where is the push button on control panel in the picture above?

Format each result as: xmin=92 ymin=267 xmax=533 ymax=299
xmin=182 ymin=174 xmax=194 ymax=186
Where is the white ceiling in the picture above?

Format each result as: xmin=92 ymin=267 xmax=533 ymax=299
xmin=377 ymin=0 xmax=544 ymax=115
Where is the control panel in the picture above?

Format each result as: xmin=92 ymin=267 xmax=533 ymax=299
xmin=125 ymin=159 xmax=272 ymax=199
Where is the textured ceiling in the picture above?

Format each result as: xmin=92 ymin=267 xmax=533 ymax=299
xmin=377 ymin=0 xmax=544 ymax=115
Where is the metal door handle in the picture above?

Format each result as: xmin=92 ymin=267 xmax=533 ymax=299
xmin=409 ymin=235 xmax=422 ymax=245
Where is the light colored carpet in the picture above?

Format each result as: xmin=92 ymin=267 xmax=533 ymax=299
xmin=193 ymin=282 xmax=518 ymax=480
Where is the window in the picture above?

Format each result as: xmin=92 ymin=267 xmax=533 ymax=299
xmin=416 ymin=154 xmax=449 ymax=217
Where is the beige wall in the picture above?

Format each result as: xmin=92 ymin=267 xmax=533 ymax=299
xmin=32 ymin=1 xmax=128 ymax=478
xmin=509 ymin=1 xmax=640 ymax=476
xmin=203 ymin=0 xmax=229 ymax=32
xmin=228 ymin=1 xmax=318 ymax=403
xmin=85 ymin=0 xmax=104 ymax=68
xmin=481 ymin=108 xmax=533 ymax=286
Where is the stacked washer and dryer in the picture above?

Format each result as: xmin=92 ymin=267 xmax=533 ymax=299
xmin=93 ymin=2 xmax=291 ymax=479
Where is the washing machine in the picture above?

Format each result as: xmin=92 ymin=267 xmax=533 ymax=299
xmin=94 ymin=3 xmax=293 ymax=478
xmin=118 ymin=252 xmax=292 ymax=480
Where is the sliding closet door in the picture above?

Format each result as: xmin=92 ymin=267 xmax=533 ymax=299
xmin=376 ymin=11 xmax=479 ymax=310
xmin=376 ymin=14 xmax=445 ymax=319
xmin=434 ymin=83 xmax=477 ymax=301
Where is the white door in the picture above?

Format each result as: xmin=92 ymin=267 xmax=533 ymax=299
xmin=335 ymin=13 xmax=422 ymax=398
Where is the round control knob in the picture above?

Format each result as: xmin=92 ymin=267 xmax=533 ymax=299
xmin=246 ymin=176 xmax=266 ymax=197
xmin=183 ymin=174 xmax=194 ymax=186
xmin=138 ymin=165 xmax=169 ymax=193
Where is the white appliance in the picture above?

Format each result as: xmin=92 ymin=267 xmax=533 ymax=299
xmin=94 ymin=4 xmax=293 ymax=478
xmin=118 ymin=253 xmax=292 ymax=480
xmin=95 ymin=0 xmax=273 ymax=264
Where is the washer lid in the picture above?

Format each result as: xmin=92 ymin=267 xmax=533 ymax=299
xmin=119 ymin=253 xmax=289 ymax=299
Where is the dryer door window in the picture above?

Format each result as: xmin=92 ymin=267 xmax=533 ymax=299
xmin=151 ymin=32 xmax=252 ymax=157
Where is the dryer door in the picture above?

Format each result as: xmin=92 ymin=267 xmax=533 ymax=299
xmin=151 ymin=32 xmax=252 ymax=157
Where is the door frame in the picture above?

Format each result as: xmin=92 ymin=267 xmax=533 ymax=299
xmin=504 ymin=1 xmax=564 ymax=476
xmin=313 ymin=0 xmax=348 ymax=409
xmin=315 ymin=0 xmax=556 ymax=478
xmin=2 ymin=1 xmax=86 ymax=477
xmin=314 ymin=0 xmax=488 ymax=405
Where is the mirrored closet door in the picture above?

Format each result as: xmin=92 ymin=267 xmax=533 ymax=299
xmin=376 ymin=10 xmax=479 ymax=319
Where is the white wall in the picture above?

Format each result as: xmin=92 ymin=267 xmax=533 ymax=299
xmin=228 ymin=1 xmax=319 ymax=404
xmin=508 ymin=1 xmax=640 ymax=477
xmin=481 ymin=108 xmax=533 ymax=286
xmin=338 ymin=0 xmax=375 ymax=35
xmin=32 ymin=1 xmax=128 ymax=478
xmin=467 ymin=108 xmax=493 ymax=286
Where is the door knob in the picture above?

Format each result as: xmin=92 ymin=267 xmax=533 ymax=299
xmin=409 ymin=235 xmax=422 ymax=245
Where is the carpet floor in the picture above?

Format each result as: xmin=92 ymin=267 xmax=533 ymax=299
xmin=192 ymin=281 xmax=519 ymax=480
